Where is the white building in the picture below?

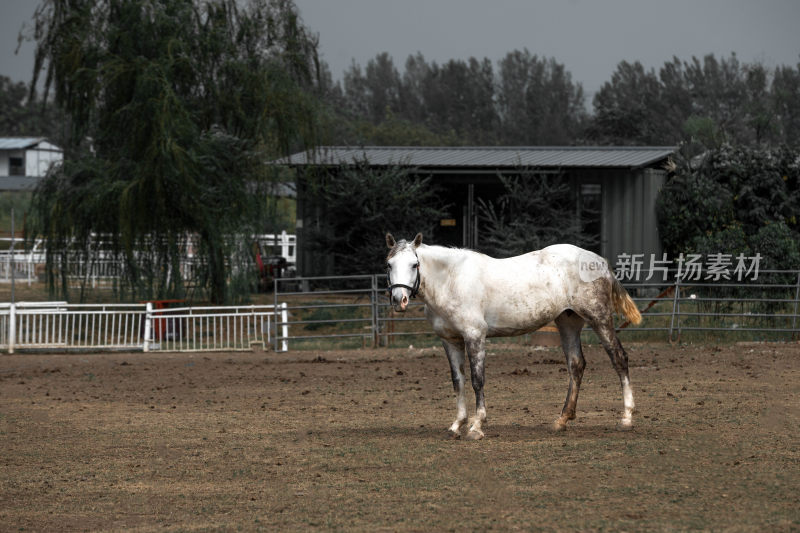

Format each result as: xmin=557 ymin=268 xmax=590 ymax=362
xmin=0 ymin=137 xmax=63 ymax=190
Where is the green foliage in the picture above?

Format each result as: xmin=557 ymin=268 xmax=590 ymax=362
xmin=326 ymin=50 xmax=583 ymax=146
xmin=771 ymin=64 xmax=800 ymax=146
xmin=748 ymin=221 xmax=800 ymax=272
xmin=0 ymin=75 xmax=64 ymax=142
xmin=304 ymin=162 xmax=448 ymax=275
xmin=333 ymin=112 xmax=461 ymax=147
xmin=691 ymin=223 xmax=750 ymax=258
xmin=26 ymin=0 xmax=321 ymax=303
xmin=496 ymin=50 xmax=587 ymax=144
xmin=324 ymin=51 xmax=800 ymax=148
xmin=477 ymin=171 xmax=598 ymax=258
xmin=682 ymin=115 xmax=724 ymax=148
xmin=656 ymin=169 xmax=735 ymax=257
xmin=588 ymin=54 xmax=800 ymax=147
xmin=0 ymin=192 xmax=32 ymax=235
xmin=656 ymin=144 xmax=800 ymax=267
xmin=708 ymin=145 xmax=798 ymax=235
xmin=586 ymin=60 xmax=664 ymax=145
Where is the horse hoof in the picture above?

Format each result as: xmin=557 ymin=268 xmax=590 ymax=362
xmin=465 ymin=429 xmax=484 ymax=441
xmin=448 ymin=430 xmax=462 ymax=440
xmin=616 ymin=420 xmax=634 ymax=431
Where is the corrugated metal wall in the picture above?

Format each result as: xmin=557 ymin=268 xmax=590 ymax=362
xmin=602 ymin=168 xmax=665 ymax=266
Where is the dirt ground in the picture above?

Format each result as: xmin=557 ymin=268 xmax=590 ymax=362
xmin=1 ymin=340 xmax=799 ymax=532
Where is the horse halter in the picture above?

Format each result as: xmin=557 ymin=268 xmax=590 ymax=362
xmin=387 ymin=254 xmax=421 ymax=299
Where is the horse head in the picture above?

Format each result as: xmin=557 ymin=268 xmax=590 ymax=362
xmin=385 ymin=232 xmax=423 ymax=312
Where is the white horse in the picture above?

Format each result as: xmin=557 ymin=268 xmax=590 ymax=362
xmin=385 ymin=233 xmax=641 ymax=440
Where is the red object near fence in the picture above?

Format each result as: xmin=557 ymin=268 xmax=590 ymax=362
xmin=144 ymin=299 xmax=185 ymax=341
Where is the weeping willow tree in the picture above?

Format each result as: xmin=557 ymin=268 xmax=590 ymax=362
xmin=25 ymin=0 xmax=320 ymax=302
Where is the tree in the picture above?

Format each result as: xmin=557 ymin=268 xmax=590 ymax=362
xmin=656 ymin=144 xmax=800 ymax=259
xmin=340 ymin=52 xmax=401 ymax=126
xmin=588 ymin=54 xmax=797 ymax=148
xmin=398 ymin=52 xmax=430 ymax=125
xmin=496 ymin=50 xmax=586 ymax=145
xmin=772 ymin=62 xmax=800 ymax=147
xmin=26 ymin=0 xmax=321 ymax=303
xmin=588 ymin=61 xmax=665 ymax=145
xmin=304 ymin=162 xmax=448 ymax=275
xmin=412 ymin=57 xmax=498 ymax=144
xmin=0 ymin=75 xmax=63 ymax=142
xmin=478 ymin=171 xmax=598 ymax=258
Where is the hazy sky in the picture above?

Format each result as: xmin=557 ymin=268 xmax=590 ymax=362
xmin=2 ymin=0 xmax=799 ymax=100
xmin=295 ymin=0 xmax=800 ymax=99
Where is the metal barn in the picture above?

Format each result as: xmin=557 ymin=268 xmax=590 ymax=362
xmin=284 ymin=146 xmax=675 ymax=275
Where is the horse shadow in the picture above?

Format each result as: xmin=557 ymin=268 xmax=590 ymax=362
xmin=310 ymin=421 xmax=640 ymax=444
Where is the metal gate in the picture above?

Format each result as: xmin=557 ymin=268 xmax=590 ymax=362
xmin=273 ymin=271 xmax=800 ymax=349
xmin=272 ymin=274 xmax=434 ymax=350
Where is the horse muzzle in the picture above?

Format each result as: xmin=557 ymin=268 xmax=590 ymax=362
xmin=390 ymin=287 xmax=410 ymax=312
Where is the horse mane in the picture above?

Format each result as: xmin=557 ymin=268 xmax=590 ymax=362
xmin=417 ymin=244 xmax=485 ymax=275
xmin=422 ymin=244 xmax=482 ymax=259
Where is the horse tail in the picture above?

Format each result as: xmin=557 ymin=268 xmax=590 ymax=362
xmin=612 ymin=276 xmax=642 ymax=325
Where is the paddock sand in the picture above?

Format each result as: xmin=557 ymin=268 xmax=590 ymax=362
xmin=1 ymin=342 xmax=799 ymax=531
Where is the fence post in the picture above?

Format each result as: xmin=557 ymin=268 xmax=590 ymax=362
xmin=143 ymin=302 xmax=152 ymax=352
xmin=793 ymin=271 xmax=800 ymax=340
xmin=371 ymin=275 xmax=378 ymax=348
xmin=8 ymin=303 xmax=16 ymax=354
xmin=273 ymin=277 xmax=279 ymax=352
xmin=668 ymin=277 xmax=681 ymax=344
xmin=280 ymin=230 xmax=289 ymax=260
xmin=280 ymin=302 xmax=289 ymax=352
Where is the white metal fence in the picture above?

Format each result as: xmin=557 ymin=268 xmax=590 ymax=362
xmin=0 ymin=232 xmax=297 ymax=286
xmin=0 ymin=302 xmax=288 ymax=354
xmin=148 ymin=304 xmax=288 ymax=352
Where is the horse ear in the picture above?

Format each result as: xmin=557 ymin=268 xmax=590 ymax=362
xmin=413 ymin=233 xmax=423 ymax=248
xmin=386 ymin=233 xmax=396 ymax=249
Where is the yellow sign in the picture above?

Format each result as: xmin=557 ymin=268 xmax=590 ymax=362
xmin=440 ymin=219 xmax=457 ymax=227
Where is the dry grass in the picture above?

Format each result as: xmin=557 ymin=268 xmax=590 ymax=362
xmin=1 ymin=342 xmax=799 ymax=531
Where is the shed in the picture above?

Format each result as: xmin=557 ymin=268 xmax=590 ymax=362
xmin=0 ymin=137 xmax=63 ymax=190
xmin=283 ymin=146 xmax=675 ymax=275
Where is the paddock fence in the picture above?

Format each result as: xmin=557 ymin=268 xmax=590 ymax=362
xmin=0 ymin=302 xmax=288 ymax=354
xmin=273 ymin=270 xmax=800 ymax=349
xmin=0 ymin=270 xmax=796 ymax=354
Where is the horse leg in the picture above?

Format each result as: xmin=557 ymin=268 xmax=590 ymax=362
xmin=589 ymin=316 xmax=635 ymax=430
xmin=553 ymin=310 xmax=587 ymax=431
xmin=465 ymin=334 xmax=487 ymax=441
xmin=442 ymin=339 xmax=468 ymax=438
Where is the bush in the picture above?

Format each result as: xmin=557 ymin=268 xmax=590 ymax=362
xmin=748 ymin=221 xmax=800 ymax=272
xmin=656 ymin=168 xmax=735 ymax=257
xmin=691 ymin=223 xmax=751 ymax=259
xmin=656 ymin=144 xmax=800 ymax=257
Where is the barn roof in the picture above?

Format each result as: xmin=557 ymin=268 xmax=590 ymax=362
xmin=281 ymin=146 xmax=676 ymax=170
xmin=0 ymin=137 xmax=48 ymax=150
